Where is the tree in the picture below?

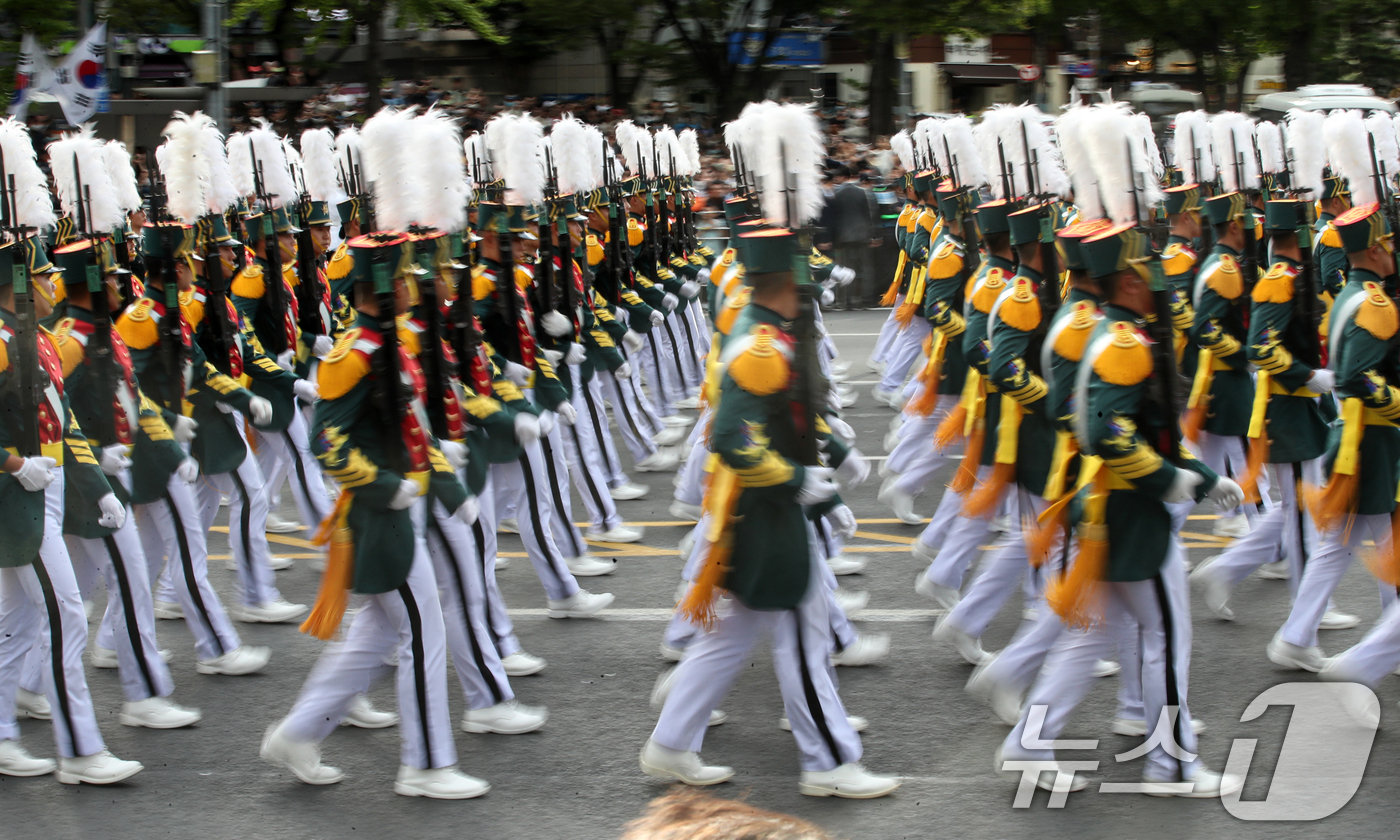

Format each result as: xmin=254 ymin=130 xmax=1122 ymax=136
xmin=0 ymin=0 xmax=77 ymax=103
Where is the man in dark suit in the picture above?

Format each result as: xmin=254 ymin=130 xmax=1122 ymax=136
xmin=821 ymin=165 xmax=878 ymax=309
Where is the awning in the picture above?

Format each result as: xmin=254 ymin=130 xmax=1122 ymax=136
xmin=941 ymin=63 xmax=1021 ymax=84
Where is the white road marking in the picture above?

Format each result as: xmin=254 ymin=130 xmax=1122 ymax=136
xmin=507 ymin=607 xmax=944 ymax=621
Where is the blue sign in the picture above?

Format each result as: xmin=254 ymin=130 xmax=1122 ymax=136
xmin=727 ymin=31 xmax=825 ymax=67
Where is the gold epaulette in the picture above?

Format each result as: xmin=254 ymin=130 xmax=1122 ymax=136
xmin=231 ymin=264 xmax=266 ymax=299
xmin=998 ymin=278 xmax=1042 ymax=332
xmin=472 ymin=266 xmax=495 ymax=301
xmin=1093 ymin=322 xmax=1153 ymax=386
xmin=396 ymin=317 xmax=421 ymax=357
xmin=319 ymin=328 xmax=369 ymax=399
xmin=927 ymin=240 xmax=963 ymax=280
xmin=715 ymin=286 xmax=751 ymax=336
xmin=971 ymin=268 xmax=1008 ymax=313
xmin=627 ymin=218 xmax=644 ymax=247
xmin=1162 ymin=242 xmax=1196 ymax=276
xmin=326 ymin=242 xmax=353 ymax=281
xmin=728 ymin=324 xmax=790 ymax=396
xmin=463 ymin=394 xmax=502 ymax=419
xmin=718 ymin=248 xmax=736 ymax=268
xmin=1357 ymin=281 xmax=1399 ymax=340
xmin=51 ymin=318 xmax=85 ymax=377
xmin=1319 ymin=223 xmax=1342 ymax=249
xmin=115 ymin=299 xmax=159 ymax=350
xmin=180 ymin=289 xmax=205 ymax=329
xmin=1252 ymin=262 xmax=1297 ymax=304
xmin=1203 ymin=254 xmax=1243 ymax=300
xmin=1053 ymin=301 xmax=1097 ymax=362
xmin=586 ymin=235 xmax=605 ymax=266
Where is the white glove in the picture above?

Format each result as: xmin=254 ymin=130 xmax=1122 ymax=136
xmin=293 ymin=379 xmax=320 ymax=402
xmin=503 ymin=361 xmax=530 ymax=387
xmin=514 ymin=412 xmax=541 ymax=445
xmin=614 ymin=361 xmax=632 ymax=379
xmin=835 ymin=449 xmax=871 ymax=490
xmin=797 ymin=466 xmax=839 ymax=505
xmin=1160 ymin=468 xmax=1204 ymax=504
xmin=454 ymin=496 xmax=480 ymax=525
xmin=389 ymin=478 xmax=419 ymax=510
xmin=623 ymin=330 xmax=644 ymax=354
xmin=173 ymin=415 xmax=199 ymax=443
xmin=541 ymin=310 xmax=572 ymax=338
xmin=827 ymin=416 xmax=856 ymax=446
xmin=679 ymin=280 xmax=700 ymax=299
xmin=215 ymin=401 xmax=234 ymax=414
xmin=11 ymin=456 xmax=57 ymax=492
xmin=821 ymin=287 xmax=835 ymax=307
xmin=313 ymin=334 xmax=335 ymax=358
xmin=828 ymin=504 xmax=858 ymax=538
xmin=556 ymin=402 xmax=578 ymax=426
xmin=662 ymin=293 xmax=679 ymax=313
xmin=276 ymin=349 xmax=295 ymax=371
xmin=831 ymin=265 xmax=856 ymax=287
xmin=248 ymin=397 xmax=274 ymax=426
xmin=1308 ymin=368 xmax=1336 ymax=393
xmin=97 ymin=493 xmax=126 ymax=530
xmin=649 ymin=310 xmax=665 ymax=326
xmin=538 ymin=410 xmax=557 ymax=437
xmin=543 ymin=349 xmax=564 ymax=365
xmin=1208 ymin=476 xmax=1246 ymax=511
xmin=176 ymin=457 xmax=200 ymax=484
xmin=100 ymin=444 xmax=132 ymax=476
xmin=565 ymin=343 xmax=586 ymax=365
xmin=439 ymin=439 xmax=468 ymax=470
xmin=697 ymin=267 xmax=712 ymax=286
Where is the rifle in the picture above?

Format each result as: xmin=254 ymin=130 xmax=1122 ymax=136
xmin=780 ymin=138 xmax=824 ymax=467
xmin=493 ymin=212 xmax=523 ymax=363
xmin=1 ymin=147 xmax=45 ymax=456
xmin=537 ymin=147 xmax=559 ymax=321
xmin=415 ymin=237 xmax=450 ymax=440
xmin=1127 ymin=139 xmax=1183 ymax=460
xmin=1288 ymin=204 xmax=1323 ymax=368
xmin=146 ymin=174 xmax=188 ymax=415
xmin=294 ymin=197 xmax=327 ymax=341
xmin=366 ymin=242 xmax=408 ymax=472
xmin=1230 ymin=130 xmax=1260 ymax=299
xmin=202 ymin=225 xmax=238 ymax=377
xmin=449 ymin=230 xmax=484 ymax=395
xmin=72 ymin=154 xmax=120 ymax=445
xmin=249 ymin=138 xmax=290 ymax=355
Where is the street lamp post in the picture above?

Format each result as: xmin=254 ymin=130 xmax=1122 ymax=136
xmin=199 ymin=0 xmax=228 ymax=129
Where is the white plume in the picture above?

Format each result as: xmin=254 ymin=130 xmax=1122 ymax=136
xmin=747 ymin=102 xmax=825 ymax=228
xmin=653 ymin=126 xmax=682 ymax=176
xmin=1366 ymin=111 xmax=1400 ymax=191
xmin=1255 ymin=121 xmax=1285 ymax=174
xmin=334 ymin=127 xmax=363 ymax=194
xmin=282 ymin=135 xmax=305 ymax=197
xmin=155 ymin=112 xmax=208 ymax=225
xmin=680 ymin=128 xmax=701 ymax=175
xmin=299 ymin=127 xmax=340 ymax=203
xmin=722 ymin=101 xmax=779 ymax=180
xmin=410 ymin=108 xmax=469 ymax=233
xmin=936 ymin=116 xmax=987 ymax=190
xmin=1132 ymin=113 xmax=1165 ymax=181
xmin=226 ymin=131 xmax=253 ymax=199
xmin=463 ymin=131 xmax=488 ymax=183
xmin=1172 ymin=110 xmax=1214 ymax=185
xmin=0 ymin=118 xmax=54 ymax=231
xmin=361 ymin=107 xmax=419 ymax=230
xmin=1210 ymin=112 xmax=1258 ymax=193
xmin=974 ymin=104 xmax=1070 ymax=199
xmin=973 ymin=106 xmax=1014 ymax=198
xmin=553 ymin=113 xmax=600 ymax=194
xmin=1324 ymin=110 xmax=1375 ymax=205
xmin=198 ymin=113 xmax=240 ymax=213
xmin=614 ymin=119 xmax=654 ymax=178
xmin=102 ymin=141 xmax=142 ymax=214
xmin=890 ymin=129 xmax=916 ymax=173
xmin=1284 ymin=109 xmax=1327 ymax=198
xmin=1082 ymin=102 xmax=1164 ymax=226
xmin=49 ymin=126 xmax=123 ymax=234
xmin=485 ymin=113 xmax=545 ymax=206
xmin=912 ymin=118 xmax=945 ymax=171
xmin=1054 ymin=102 xmax=1103 ymax=219
xmin=245 ymin=119 xmax=297 ymax=208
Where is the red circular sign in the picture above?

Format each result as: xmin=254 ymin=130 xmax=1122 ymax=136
xmin=1018 ymin=64 xmax=1042 ymax=82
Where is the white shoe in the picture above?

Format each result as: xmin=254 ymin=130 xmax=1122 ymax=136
xmin=225 ymin=555 xmax=294 ymax=572
xmin=461 ymin=699 xmax=548 ymax=734
xmin=780 ymin=715 xmax=868 ymax=732
xmin=827 ymin=553 xmax=867 ymax=576
xmin=153 ymin=600 xmax=183 ymax=620
xmin=639 ymin=739 xmax=733 ymax=785
xmin=831 ymin=360 xmax=852 ymax=376
xmin=995 ymin=746 xmax=1095 ymax=793
xmin=872 ymin=385 xmax=898 ymax=406
xmin=1320 ymin=658 xmax=1384 ymax=726
xmin=219 ymin=493 xmax=230 ymax=506
xmin=232 ymin=598 xmax=309 ymax=624
xmin=866 ymin=356 xmax=886 ymax=373
xmin=83 ymin=599 xmax=93 ymax=620
xmin=669 ymin=500 xmax=702 ymax=522
xmin=587 ymin=525 xmax=643 ymax=544
xmin=914 ymin=572 xmax=960 ymax=612
xmin=878 ymin=482 xmax=923 ymax=524
xmin=196 ymin=645 xmax=271 ymax=676
xmin=662 ymin=415 xmax=692 ymax=428
xmin=635 ymin=448 xmax=680 ymax=472
xmin=653 ymin=425 xmax=688 ymax=446
xmin=933 ymin=617 xmax=991 ymax=665
xmin=264 ymin=513 xmax=302 ymax=534
xmin=120 ymin=697 xmax=202 ymax=729
xmin=546 ymin=590 xmax=614 ymax=618
xmin=16 ymin=688 xmax=51 ymax=720
xmin=650 ymin=666 xmax=678 ymax=708
xmin=0 ymin=740 xmax=55 ymax=777
xmin=1112 ymin=717 xmax=1207 ymax=737
xmin=1143 ymin=766 xmax=1243 ymax=798
xmin=883 ymin=428 xmax=902 ymax=453
xmin=1266 ymin=633 xmax=1327 ymax=672
xmin=340 ymin=695 xmax=399 ymax=728
xmin=1320 ymin=609 xmax=1361 ymax=630
xmin=56 ymin=750 xmax=143 ymax=785
xmin=1214 ymin=513 xmax=1250 ymax=538
xmin=838 ymin=388 xmax=858 ymax=408
xmin=260 ymin=721 xmax=344 ymax=785
xmin=498 ymin=518 xmax=520 ymax=534
xmin=966 ymin=663 xmax=1022 ymax=726
xmin=566 ymin=555 xmax=618 ymax=576
xmin=674 ymin=395 xmax=701 ymax=410
xmin=395 ymin=765 xmax=490 ymax=799
xmin=659 ymin=643 xmax=684 ymax=662
xmin=609 ymin=481 xmax=650 ymax=500
xmin=494 ymin=555 xmax=511 ymax=570
xmin=708 ymin=710 xmax=728 ymax=726
xmin=678 ymin=532 xmax=695 ymax=561
xmin=500 ymin=651 xmax=547 ymax=676
xmin=1092 ymin=659 xmax=1121 ymax=678
xmin=831 ymin=632 xmax=889 ymax=667
xmin=1191 ymin=560 xmax=1235 ymax=621
xmin=833 ymin=588 xmax=870 ymax=617
xmin=799 ymin=763 xmax=901 ymax=798
xmin=1257 ymin=560 xmax=1291 ymax=580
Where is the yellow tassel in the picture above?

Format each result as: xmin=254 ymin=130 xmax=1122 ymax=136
xmin=997 ymin=280 xmax=1042 ymax=333
xmin=1242 ymin=434 xmax=1269 ymax=504
xmin=318 ymin=351 xmax=372 ymax=400
xmin=679 ymin=467 xmax=742 ymax=629
xmin=971 ymin=271 xmax=1006 ymax=313
xmin=1319 ymin=223 xmax=1342 ymax=248
xmin=1306 ymin=472 xmax=1358 ymax=534
xmin=895 ymin=265 xmax=927 ymax=328
xmin=949 ymin=419 xmax=984 ymax=494
xmin=1092 ymin=322 xmax=1154 ymax=386
xmin=963 ymin=460 xmax=1013 ymax=517
xmin=300 ymin=491 xmax=355 ymax=640
xmin=907 ymin=332 xmax=949 ymax=417
xmin=1356 ymin=282 xmax=1400 ymax=340
xmin=880 ymin=251 xmax=907 ymax=307
xmin=1027 ymin=496 xmax=1071 ymax=569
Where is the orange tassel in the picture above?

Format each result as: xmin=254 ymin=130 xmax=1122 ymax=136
xmin=1181 ymin=405 xmax=1206 ymax=443
xmin=894 ymin=296 xmax=919 ymax=328
xmin=1046 ymin=530 xmax=1107 ymax=630
xmin=934 ymin=404 xmax=968 ymax=449
xmin=907 ymin=343 xmax=946 ymax=417
xmin=963 ymin=461 xmax=1013 ymax=517
xmin=1026 ymin=494 xmax=1073 ymax=568
xmin=1363 ymin=506 xmax=1400 ymax=586
xmin=1306 ymin=472 xmax=1358 ymax=535
xmin=879 ymin=275 xmax=902 ymax=306
xmin=1241 ymin=435 xmax=1269 ymax=504
xmin=678 ymin=483 xmax=742 ymax=631
xmin=948 ymin=420 xmax=984 ymax=494
xmin=300 ymin=491 xmax=355 ymax=640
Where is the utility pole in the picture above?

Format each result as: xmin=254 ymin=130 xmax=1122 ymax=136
xmin=200 ymin=0 xmax=228 ymax=130
xmin=895 ymin=34 xmax=911 ymax=128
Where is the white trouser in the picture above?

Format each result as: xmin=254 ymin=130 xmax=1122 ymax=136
xmin=889 ymin=393 xmax=961 ymax=497
xmin=1203 ymin=460 xmax=1319 ymax=596
xmin=1281 ymin=513 xmax=1394 ymax=649
xmin=870 ymin=299 xmax=902 ymax=364
xmin=667 ymin=306 xmax=703 ymax=390
xmin=564 ymin=370 xmax=623 ymax=530
xmin=638 ymin=320 xmax=683 ymax=417
xmin=651 ymin=548 xmax=864 ymax=772
xmin=424 ymin=499 xmax=514 ymax=711
xmin=673 ymin=421 xmax=711 ymax=508
xmin=1194 ymin=430 xmax=1274 ymax=520
xmin=488 ymin=445 xmax=580 ymax=601
xmin=467 ymin=479 xmax=520 ymax=659
xmin=878 ymin=318 xmax=930 ymax=393
xmin=919 ymin=466 xmax=994 ymax=590
xmin=253 ymin=410 xmax=332 ymax=531
xmin=946 ymin=493 xmax=1051 ymax=639
xmin=282 ymin=498 xmax=457 ymax=770
xmin=136 ymin=473 xmax=242 ymax=660
xmin=596 ymin=364 xmax=658 ymax=470
xmin=195 ymin=444 xmax=283 ymax=606
xmin=537 ymin=419 xmax=594 ymax=555
xmin=812 ymin=516 xmax=858 ymax=650
xmin=1003 ymin=545 xmax=1199 ymax=782
xmin=0 ymin=471 xmax=105 ymax=758
xmin=1330 ymin=599 xmax=1400 ymax=687
xmin=685 ymin=300 xmax=712 ymax=364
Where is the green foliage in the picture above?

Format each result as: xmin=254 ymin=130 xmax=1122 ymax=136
xmin=0 ymin=0 xmax=77 ymax=102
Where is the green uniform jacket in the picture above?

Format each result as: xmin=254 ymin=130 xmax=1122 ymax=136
xmin=1246 ymin=255 xmax=1329 ymax=464
xmin=1191 ymin=244 xmax=1253 ymax=436
xmin=964 ymin=255 xmax=1015 ymax=465
xmin=922 ymin=226 xmax=970 ymax=396
xmin=1164 ymin=235 xmax=1200 ymax=385
xmin=987 ymin=265 xmax=1054 ymax=496
xmin=1045 ymin=287 xmax=1101 ymax=432
xmin=1315 ymin=214 xmax=1348 ymax=298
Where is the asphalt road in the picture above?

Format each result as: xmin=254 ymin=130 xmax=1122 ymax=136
xmin=7 ymin=309 xmax=1400 ymax=840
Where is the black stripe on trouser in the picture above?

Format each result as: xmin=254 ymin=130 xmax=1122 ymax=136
xmin=165 ymin=492 xmax=226 ymax=657
xmin=611 ymin=373 xmax=652 ymax=441
xmin=568 ymin=424 xmax=609 ymax=530
xmin=647 ymin=335 xmax=666 ymax=403
xmin=517 ymin=453 xmax=570 ymax=588
xmin=539 ymin=435 xmax=584 ymax=557
xmin=1150 ymin=575 xmax=1187 ymax=780
xmin=677 ymin=305 xmax=700 ymax=378
xmin=661 ymin=318 xmax=688 ymax=387
xmin=792 ymin=609 xmax=845 ymax=766
xmin=1292 ymin=463 xmax=1307 ymax=574
xmin=1239 ymin=436 xmax=1265 ymax=513
xmin=470 ymin=520 xmax=507 ymax=653
xmin=397 ymin=582 xmax=435 ymax=768
xmin=282 ymin=429 xmax=318 ymax=521
xmin=32 ymin=559 xmax=84 ymax=757
xmin=102 ymin=535 xmax=158 ymax=698
xmin=228 ymin=469 xmax=255 ymax=580
xmin=580 ymin=380 xmax=624 ymax=481
xmin=428 ymin=517 xmax=506 ymax=704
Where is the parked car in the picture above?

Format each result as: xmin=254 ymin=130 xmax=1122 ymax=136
xmin=1253 ymin=84 xmax=1396 ymax=122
